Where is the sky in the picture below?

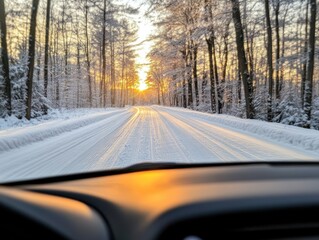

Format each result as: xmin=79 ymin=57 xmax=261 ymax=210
xmin=124 ymin=0 xmax=155 ymax=90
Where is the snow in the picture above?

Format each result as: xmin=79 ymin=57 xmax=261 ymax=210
xmin=156 ymin=106 xmax=319 ymax=152
xmin=0 ymin=108 xmax=125 ymax=152
xmin=0 ymin=108 xmax=121 ymax=130
xmin=0 ymin=106 xmax=318 ymax=183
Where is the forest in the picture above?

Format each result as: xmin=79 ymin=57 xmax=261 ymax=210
xmin=0 ymin=0 xmax=318 ymax=129
xmin=0 ymin=0 xmax=139 ymax=119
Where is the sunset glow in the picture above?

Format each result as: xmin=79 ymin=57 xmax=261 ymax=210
xmin=138 ymin=81 xmax=148 ymax=91
xmin=129 ymin=0 xmax=154 ymax=92
xmin=137 ymin=66 xmax=149 ymax=91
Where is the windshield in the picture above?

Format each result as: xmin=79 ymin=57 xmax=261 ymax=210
xmin=0 ymin=0 xmax=318 ymax=183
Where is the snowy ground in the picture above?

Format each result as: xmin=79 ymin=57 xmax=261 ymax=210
xmin=0 ymin=108 xmax=121 ymax=131
xmin=0 ymin=106 xmax=318 ymax=183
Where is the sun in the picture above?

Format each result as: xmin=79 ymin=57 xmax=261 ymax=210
xmin=138 ymin=81 xmax=148 ymax=91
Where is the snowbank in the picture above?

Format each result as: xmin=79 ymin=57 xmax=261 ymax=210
xmin=0 ymin=108 xmax=120 ymax=130
xmin=157 ymin=106 xmax=319 ymax=153
xmin=0 ymin=108 xmax=124 ymax=152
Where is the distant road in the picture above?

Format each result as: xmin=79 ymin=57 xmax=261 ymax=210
xmin=0 ymin=106 xmax=317 ymax=182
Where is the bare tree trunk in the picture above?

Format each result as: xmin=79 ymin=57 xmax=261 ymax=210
xmin=207 ymin=39 xmax=215 ymax=113
xmin=173 ymin=77 xmax=179 ymax=106
xmin=265 ymin=0 xmax=274 ymax=121
xmin=102 ymin=0 xmax=107 ymax=107
xmin=192 ymin=43 xmax=199 ymax=107
xmin=0 ymin=0 xmax=11 ymax=116
xmin=61 ymin=1 xmax=69 ymax=108
xmin=121 ymin=41 xmax=125 ymax=107
xmin=181 ymin=48 xmax=187 ymax=108
xmin=25 ymin=0 xmax=40 ymax=120
xmin=111 ymin=33 xmax=116 ymax=106
xmin=186 ymin=46 xmax=193 ymax=108
xmin=157 ymin=82 xmax=160 ymax=105
xmin=273 ymin=1 xmax=281 ymax=100
xmin=84 ymin=0 xmax=92 ymax=107
xmin=231 ymin=0 xmax=254 ymax=119
xmin=204 ymin=0 xmax=220 ymax=113
xmin=53 ymin=24 xmax=60 ymax=107
xmin=243 ymin=0 xmax=254 ymax=83
xmin=211 ymin=33 xmax=221 ymax=114
xmin=237 ymin=69 xmax=242 ymax=104
xmin=182 ymin=77 xmax=187 ymax=108
xmin=301 ymin=0 xmax=309 ymax=107
xmin=99 ymin=39 xmax=102 ymax=107
xmin=161 ymin=82 xmax=165 ymax=105
xmin=303 ymin=0 xmax=316 ymax=122
xmin=110 ymin=24 xmax=116 ymax=107
xmin=220 ymin=21 xmax=230 ymax=111
xmin=77 ymin=46 xmax=81 ymax=108
xmin=43 ymin=0 xmax=51 ymax=113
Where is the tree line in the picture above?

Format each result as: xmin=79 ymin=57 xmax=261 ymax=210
xmin=0 ymin=0 xmax=139 ymax=120
xmin=147 ymin=0 xmax=318 ymax=129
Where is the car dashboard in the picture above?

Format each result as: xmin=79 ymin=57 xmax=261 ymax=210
xmin=1 ymin=163 xmax=319 ymax=240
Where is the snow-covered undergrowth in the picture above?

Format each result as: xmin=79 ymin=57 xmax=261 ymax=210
xmin=157 ymin=106 xmax=319 ymax=153
xmin=0 ymin=108 xmax=123 ymax=152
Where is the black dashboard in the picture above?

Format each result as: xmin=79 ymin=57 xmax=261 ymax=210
xmin=1 ymin=163 xmax=319 ymax=240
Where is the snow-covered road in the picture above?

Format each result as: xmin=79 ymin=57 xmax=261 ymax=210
xmin=0 ymin=106 xmax=318 ymax=182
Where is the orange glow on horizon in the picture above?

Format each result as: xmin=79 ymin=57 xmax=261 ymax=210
xmin=137 ymin=64 xmax=150 ymax=91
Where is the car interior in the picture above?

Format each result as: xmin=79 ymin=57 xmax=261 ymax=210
xmin=1 ymin=162 xmax=319 ymax=240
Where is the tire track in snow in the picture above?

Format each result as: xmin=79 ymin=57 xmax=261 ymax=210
xmin=159 ymin=109 xmax=263 ymax=161
xmin=153 ymin=108 xmax=199 ymax=163
xmin=0 ymin=106 xmax=317 ymax=183
xmin=156 ymin=109 xmax=244 ymax=162
xmin=0 ymin=109 xmax=134 ymax=181
xmin=156 ymin=106 xmax=317 ymax=161
xmin=149 ymin=107 xmax=191 ymax=163
xmin=93 ymin=107 xmax=142 ymax=168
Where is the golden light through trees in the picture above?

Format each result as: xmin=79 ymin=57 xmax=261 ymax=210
xmin=137 ymin=66 xmax=149 ymax=91
xmin=1 ymin=0 xmax=318 ymax=129
xmin=129 ymin=0 xmax=154 ymax=92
